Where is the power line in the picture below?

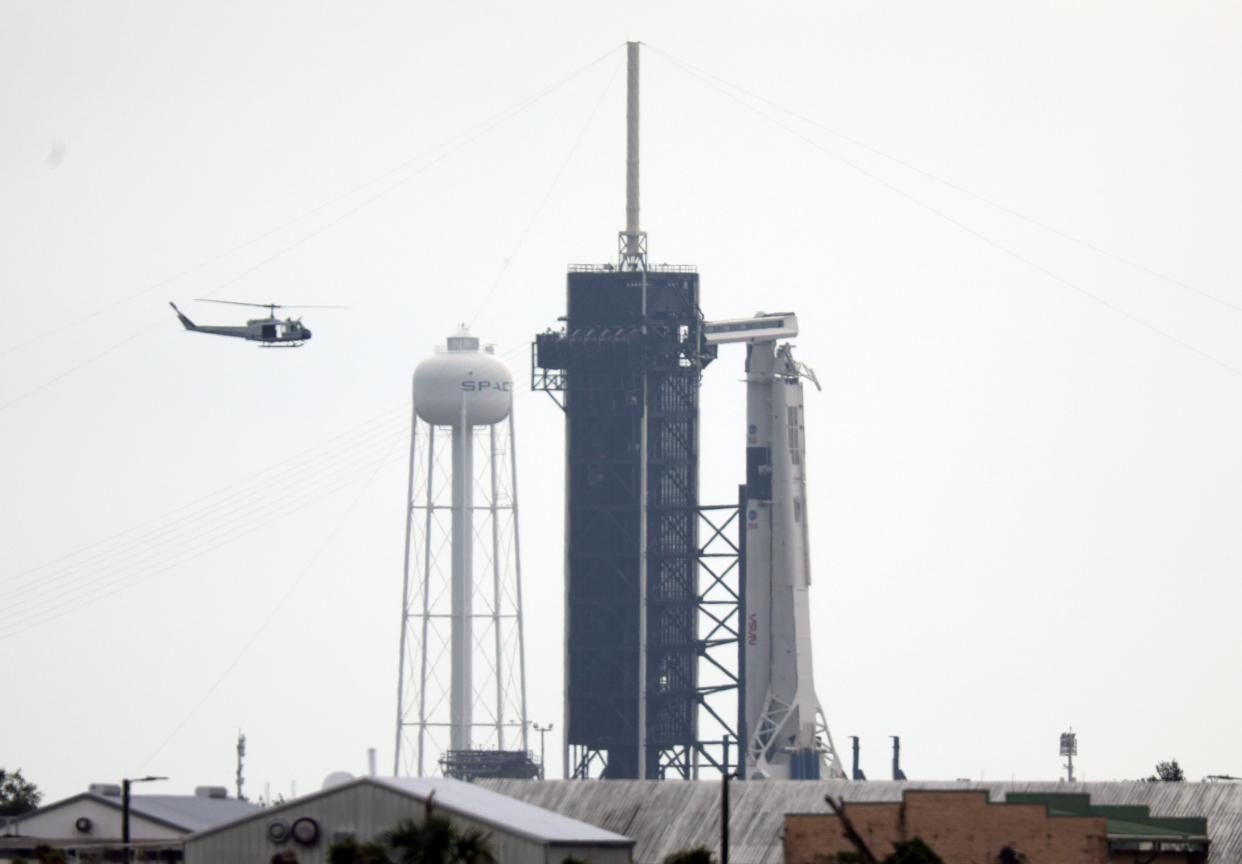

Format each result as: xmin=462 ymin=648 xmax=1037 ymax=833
xmin=0 ymin=45 xmax=623 ymax=417
xmin=136 ymin=431 xmax=406 ymax=772
xmin=0 ymin=424 xmax=407 ymax=613
xmin=0 ymin=401 xmax=407 ymax=589
xmin=0 ymin=425 xmax=406 ymax=614
xmin=650 ymin=46 xmax=1242 ymax=381
xmin=0 ymin=434 xmax=409 ymax=639
xmin=0 ymin=334 xmax=139 ymax=415
xmin=647 ymin=44 xmax=1242 ymax=318
xmin=0 ymin=43 xmax=625 ymax=361
xmin=0 ymin=441 xmax=408 ymax=641
xmin=468 ymin=52 xmax=624 ymax=328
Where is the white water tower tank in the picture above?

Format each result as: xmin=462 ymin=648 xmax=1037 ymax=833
xmin=413 ymin=332 xmax=512 ymax=426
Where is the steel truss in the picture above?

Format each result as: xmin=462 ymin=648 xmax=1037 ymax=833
xmin=394 ymin=413 xmax=529 ymax=777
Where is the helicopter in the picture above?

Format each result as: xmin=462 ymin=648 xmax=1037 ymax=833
xmin=169 ymin=299 xmax=343 ymax=347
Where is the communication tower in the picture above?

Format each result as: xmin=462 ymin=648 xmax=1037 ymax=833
xmin=1060 ymin=729 xmax=1077 ymax=782
xmin=394 ymin=329 xmax=535 ymax=780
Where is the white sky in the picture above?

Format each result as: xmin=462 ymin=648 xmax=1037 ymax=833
xmin=3 ymin=1 xmax=1241 ymax=802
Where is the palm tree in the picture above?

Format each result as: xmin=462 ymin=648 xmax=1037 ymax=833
xmin=381 ymin=810 xmax=495 ymax=864
xmin=452 ymin=827 xmax=496 ymax=864
xmin=328 ymin=836 xmax=393 ymax=864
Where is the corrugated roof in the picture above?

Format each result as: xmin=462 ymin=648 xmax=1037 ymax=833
xmin=187 ymin=776 xmax=632 ymax=848
xmin=8 ymin=792 xmax=260 ymax=835
xmin=371 ymin=777 xmax=631 ymax=846
xmin=481 ymin=779 xmax=1242 ymax=864
xmin=126 ymin=795 xmax=261 ymax=832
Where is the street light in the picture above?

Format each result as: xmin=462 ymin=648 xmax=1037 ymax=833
xmin=122 ymin=775 xmax=167 ymax=860
xmin=532 ymin=723 xmax=553 ymax=779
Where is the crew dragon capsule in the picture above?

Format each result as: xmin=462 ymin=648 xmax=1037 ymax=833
xmin=703 ymin=312 xmax=844 ymax=780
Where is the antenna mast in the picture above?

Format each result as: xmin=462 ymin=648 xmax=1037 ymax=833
xmin=620 ymin=41 xmax=647 ymax=270
xmin=236 ymin=730 xmax=247 ymax=800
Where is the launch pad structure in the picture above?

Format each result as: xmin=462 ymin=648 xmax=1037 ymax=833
xmin=533 ymin=43 xmax=842 ymax=781
xmin=534 ymin=264 xmax=724 ymax=780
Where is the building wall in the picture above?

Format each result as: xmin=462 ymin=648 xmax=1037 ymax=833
xmin=785 ymin=791 xmax=1111 ymax=864
xmin=7 ymin=798 xmax=181 ymax=842
xmin=184 ymin=784 xmax=627 ymax=864
xmin=1110 ymin=850 xmax=1205 ymax=864
xmin=548 ymin=844 xmax=631 ymax=864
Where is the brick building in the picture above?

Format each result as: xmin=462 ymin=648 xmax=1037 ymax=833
xmin=784 ymin=789 xmax=1208 ymax=864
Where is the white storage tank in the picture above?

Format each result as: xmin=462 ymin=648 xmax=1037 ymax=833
xmin=413 ymin=332 xmax=512 ymax=427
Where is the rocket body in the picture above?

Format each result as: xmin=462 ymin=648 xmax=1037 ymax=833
xmin=742 ymin=341 xmax=841 ymax=779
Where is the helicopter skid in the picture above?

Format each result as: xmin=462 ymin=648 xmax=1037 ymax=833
xmin=258 ymin=341 xmax=305 ymax=348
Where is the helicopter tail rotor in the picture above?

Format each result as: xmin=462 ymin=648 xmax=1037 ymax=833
xmin=169 ymin=302 xmax=199 ymax=331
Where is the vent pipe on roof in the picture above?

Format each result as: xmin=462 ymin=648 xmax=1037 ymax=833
xmin=850 ymin=736 xmax=867 ymax=781
xmin=367 ymin=748 xmax=377 ymax=777
xmin=891 ymin=736 xmax=908 ymax=781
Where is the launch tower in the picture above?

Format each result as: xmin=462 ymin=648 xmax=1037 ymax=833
xmin=532 ymin=43 xmax=723 ymax=779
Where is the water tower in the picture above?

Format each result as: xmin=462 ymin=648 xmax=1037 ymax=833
xmin=394 ymin=328 xmax=535 ymax=780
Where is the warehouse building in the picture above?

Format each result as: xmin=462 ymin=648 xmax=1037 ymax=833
xmin=184 ymin=776 xmax=633 ymax=864
xmin=0 ymin=783 xmax=258 ymax=862
xmin=785 ymin=789 xmax=1209 ymax=863
xmin=483 ymin=779 xmax=1242 ymax=864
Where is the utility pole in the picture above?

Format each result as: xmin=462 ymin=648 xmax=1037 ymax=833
xmin=121 ymin=775 xmax=167 ymax=861
xmin=533 ymin=723 xmax=553 ymax=779
xmin=236 ymin=730 xmax=247 ymax=800
xmin=721 ymin=736 xmax=736 ymax=864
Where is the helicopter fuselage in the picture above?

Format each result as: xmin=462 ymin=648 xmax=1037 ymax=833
xmin=170 ymin=303 xmax=312 ymax=345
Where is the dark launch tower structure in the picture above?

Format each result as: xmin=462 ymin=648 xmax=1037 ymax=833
xmin=532 ymin=43 xmax=735 ymax=779
xmin=535 ymin=266 xmax=714 ymax=779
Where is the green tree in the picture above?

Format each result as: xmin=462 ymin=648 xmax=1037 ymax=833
xmin=663 ymin=848 xmax=716 ymax=864
xmin=1147 ymin=760 xmax=1186 ymax=782
xmin=381 ymin=813 xmax=495 ymax=864
xmin=816 ymin=840 xmax=944 ymax=864
xmin=0 ymin=769 xmax=43 ymax=816
xmin=886 ymin=839 xmax=944 ymax=864
xmin=451 ymin=827 xmax=495 ymax=864
xmin=818 ymin=796 xmax=946 ymax=864
xmin=328 ymin=836 xmax=394 ymax=864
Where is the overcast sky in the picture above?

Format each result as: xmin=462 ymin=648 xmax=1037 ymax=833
xmin=3 ymin=1 xmax=1241 ymax=802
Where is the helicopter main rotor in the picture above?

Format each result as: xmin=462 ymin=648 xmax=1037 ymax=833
xmin=195 ymin=298 xmax=349 ymax=318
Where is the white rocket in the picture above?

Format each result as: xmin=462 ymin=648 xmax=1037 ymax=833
xmin=704 ymin=313 xmax=845 ymax=780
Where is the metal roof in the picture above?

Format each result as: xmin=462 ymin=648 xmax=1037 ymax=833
xmin=481 ymin=779 xmax=1242 ymax=864
xmin=371 ymin=777 xmax=632 ymax=846
xmin=6 ymin=792 xmax=260 ymax=835
xmin=123 ymin=795 xmax=261 ymax=832
xmin=187 ymin=776 xmax=631 ymax=848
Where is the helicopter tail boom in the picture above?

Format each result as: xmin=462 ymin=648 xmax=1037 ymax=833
xmin=169 ymin=302 xmax=199 ymax=331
